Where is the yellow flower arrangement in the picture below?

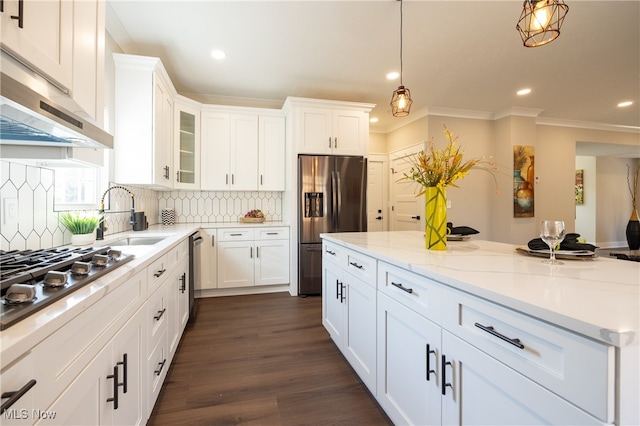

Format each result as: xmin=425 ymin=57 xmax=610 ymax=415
xmin=402 ymin=125 xmax=500 ymax=194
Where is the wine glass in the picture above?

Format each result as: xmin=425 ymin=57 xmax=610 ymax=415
xmin=540 ymin=220 xmax=566 ymax=265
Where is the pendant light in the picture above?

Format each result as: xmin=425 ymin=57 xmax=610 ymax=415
xmin=516 ymin=0 xmax=569 ymax=47
xmin=390 ymin=0 xmax=412 ymax=117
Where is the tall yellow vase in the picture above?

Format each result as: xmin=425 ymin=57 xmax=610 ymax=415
xmin=425 ymin=186 xmax=447 ymax=250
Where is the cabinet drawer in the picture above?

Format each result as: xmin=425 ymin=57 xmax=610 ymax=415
xmin=322 ymin=240 xmax=345 ymax=266
xmin=147 ymin=284 xmax=168 ymax=356
xmin=256 ymin=227 xmax=289 ymax=240
xmin=169 ymin=239 xmax=189 ymax=263
xmin=378 ymin=261 xmax=442 ymax=324
xmin=345 ymin=249 xmax=376 ymax=287
xmin=442 ymin=287 xmax=614 ymax=423
xmin=217 ymin=228 xmax=255 ymax=241
xmin=147 ymin=254 xmax=168 ymax=294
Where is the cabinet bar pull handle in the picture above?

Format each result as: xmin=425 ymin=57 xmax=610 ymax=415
xmin=164 ymin=165 xmax=170 ymax=180
xmin=107 ymin=365 xmax=119 ymax=409
xmin=349 ymin=261 xmax=363 ymax=269
xmin=232 ymin=174 xmax=235 ymax=185
xmin=117 ymin=353 xmax=128 ymax=393
xmin=336 ymin=279 xmax=340 ymax=300
xmin=230 ymin=233 xmax=242 ymax=236
xmin=154 ymin=308 xmax=166 ymax=321
xmin=260 ymin=175 xmax=263 ymax=185
xmin=154 ymin=359 xmax=167 ymax=376
xmin=212 ymin=235 xmax=215 ymax=247
xmin=0 ymin=379 xmax=36 ymax=414
xmin=10 ymin=0 xmax=23 ymax=28
xmin=180 ymin=273 xmax=186 ymax=293
xmin=426 ymin=344 xmax=436 ymax=381
xmin=226 ymin=174 xmax=229 ymax=185
xmin=1 ymin=1 xmax=4 ymax=13
xmin=325 ymin=249 xmax=336 ymax=255
xmin=474 ymin=322 xmax=525 ymax=349
xmin=391 ymin=281 xmax=413 ymax=294
xmin=154 ymin=269 xmax=166 ymax=278
xmin=340 ymin=283 xmax=346 ymax=303
xmin=441 ymin=355 xmax=453 ymax=396
xmin=334 ymin=137 xmax=337 ymax=148
xmin=328 ymin=137 xmax=332 ymax=148
xmin=250 ymin=247 xmax=253 ymax=258
xmin=266 ymin=232 xmax=278 ymax=235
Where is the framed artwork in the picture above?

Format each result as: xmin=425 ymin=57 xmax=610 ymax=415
xmin=575 ymin=169 xmax=584 ymax=204
xmin=513 ymin=145 xmax=535 ymax=218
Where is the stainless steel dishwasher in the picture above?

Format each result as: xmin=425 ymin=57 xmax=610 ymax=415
xmin=188 ymin=231 xmax=203 ymax=322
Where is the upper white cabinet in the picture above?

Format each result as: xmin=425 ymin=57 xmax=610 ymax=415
xmin=201 ymin=108 xmax=285 ymax=191
xmin=173 ymin=97 xmax=201 ymax=190
xmin=1 ymin=0 xmax=106 ymax=125
xmin=258 ymin=115 xmax=285 ymax=191
xmin=114 ymin=54 xmax=175 ymax=189
xmin=283 ymin=97 xmax=374 ymax=156
xmin=0 ymin=0 xmax=73 ymax=89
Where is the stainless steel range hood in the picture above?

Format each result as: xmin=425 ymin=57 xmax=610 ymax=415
xmin=0 ymin=72 xmax=113 ymax=149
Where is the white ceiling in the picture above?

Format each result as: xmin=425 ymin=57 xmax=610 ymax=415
xmin=106 ymin=0 xmax=640 ymax=136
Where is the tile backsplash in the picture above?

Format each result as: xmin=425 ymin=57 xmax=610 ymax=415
xmin=0 ymin=161 xmax=282 ymax=251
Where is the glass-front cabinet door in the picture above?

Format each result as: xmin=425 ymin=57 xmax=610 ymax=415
xmin=174 ymin=97 xmax=201 ymax=189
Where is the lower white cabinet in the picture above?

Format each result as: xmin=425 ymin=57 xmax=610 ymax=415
xmin=168 ymin=258 xmax=189 ymax=361
xmin=198 ymin=229 xmax=217 ymax=290
xmin=216 ymin=227 xmax=290 ymax=289
xmin=322 ymin=250 xmax=377 ymax=394
xmin=376 ymin=292 xmax=441 ymax=425
xmin=42 ymin=307 xmax=145 ymax=426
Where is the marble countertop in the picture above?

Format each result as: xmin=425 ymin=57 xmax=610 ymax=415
xmin=321 ymin=231 xmax=640 ymax=347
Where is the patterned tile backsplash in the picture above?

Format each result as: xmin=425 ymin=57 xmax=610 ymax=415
xmin=0 ymin=161 xmax=282 ymax=251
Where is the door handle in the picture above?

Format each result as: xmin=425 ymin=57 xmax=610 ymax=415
xmin=10 ymin=0 xmax=23 ymax=28
xmin=0 ymin=380 xmax=36 ymax=414
xmin=411 ymin=215 xmax=421 ymax=220
xmin=376 ymin=216 xmax=383 ymax=220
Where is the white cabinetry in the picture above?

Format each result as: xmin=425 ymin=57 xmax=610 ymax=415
xmin=321 ymin=241 xmax=377 ymax=394
xmin=43 ymin=307 xmax=145 ymax=426
xmin=258 ymin=115 xmax=285 ymax=191
xmin=114 ymin=53 xmax=175 ymax=189
xmin=173 ymin=97 xmax=201 ymax=189
xmin=201 ymin=109 xmax=285 ymax=191
xmin=198 ymin=229 xmax=218 ymax=291
xmin=217 ymin=227 xmax=290 ymax=289
xmin=0 ymin=0 xmax=73 ymax=90
xmin=283 ymin=97 xmax=374 ymax=156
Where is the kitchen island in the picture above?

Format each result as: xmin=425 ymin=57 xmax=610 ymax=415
xmin=321 ymin=231 xmax=639 ymax=426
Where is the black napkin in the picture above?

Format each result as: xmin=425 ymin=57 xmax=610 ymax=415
xmin=446 ymin=223 xmax=479 ymax=236
xmin=528 ymin=233 xmax=598 ymax=252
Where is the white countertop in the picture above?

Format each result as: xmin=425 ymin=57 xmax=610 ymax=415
xmin=321 ymin=231 xmax=640 ymax=347
xmin=0 ymin=221 xmax=289 ymax=366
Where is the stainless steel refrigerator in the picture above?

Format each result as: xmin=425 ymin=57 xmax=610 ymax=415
xmin=298 ymin=154 xmax=367 ymax=295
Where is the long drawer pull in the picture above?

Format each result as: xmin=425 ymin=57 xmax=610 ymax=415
xmin=426 ymin=344 xmax=436 ymax=381
xmin=266 ymin=232 xmax=279 ymax=235
xmin=230 ymin=233 xmax=243 ymax=236
xmin=106 ymin=365 xmax=119 ymax=409
xmin=154 ymin=308 xmax=166 ymax=321
xmin=474 ymin=322 xmax=525 ymax=349
xmin=391 ymin=281 xmax=413 ymax=294
xmin=154 ymin=359 xmax=167 ymax=376
xmin=0 ymin=379 xmax=36 ymax=414
xmin=153 ymin=269 xmax=166 ymax=278
xmin=349 ymin=261 xmax=363 ymax=269
xmin=117 ymin=353 xmax=128 ymax=394
xmin=441 ymin=355 xmax=453 ymax=396
xmin=325 ymin=249 xmax=336 ymax=256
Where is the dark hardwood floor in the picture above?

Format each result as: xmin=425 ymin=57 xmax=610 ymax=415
xmin=148 ymin=293 xmax=392 ymax=426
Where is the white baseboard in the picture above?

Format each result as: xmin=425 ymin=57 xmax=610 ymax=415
xmin=195 ymin=284 xmax=291 ymax=298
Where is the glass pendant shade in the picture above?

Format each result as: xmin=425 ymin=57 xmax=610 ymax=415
xmin=391 ymin=85 xmax=413 ymax=117
xmin=517 ymin=0 xmax=569 ymax=47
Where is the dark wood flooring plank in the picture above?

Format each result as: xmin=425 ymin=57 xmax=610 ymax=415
xmin=148 ymin=293 xmax=391 ymax=425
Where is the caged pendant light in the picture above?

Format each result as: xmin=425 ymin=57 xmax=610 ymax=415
xmin=516 ymin=0 xmax=569 ymax=47
xmin=390 ymin=0 xmax=413 ymax=117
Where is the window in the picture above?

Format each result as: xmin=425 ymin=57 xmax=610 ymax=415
xmin=54 ymin=167 xmax=101 ymax=211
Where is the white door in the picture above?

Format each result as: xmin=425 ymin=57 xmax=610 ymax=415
xmin=200 ymin=112 xmax=230 ymax=190
xmin=322 ymin=261 xmax=345 ymax=345
xmin=367 ymin=158 xmax=386 ymax=232
xmin=217 ymin=241 xmax=254 ymax=288
xmin=390 ymin=144 xmax=424 ymax=231
xmin=255 ymin=240 xmax=289 ymax=285
xmin=230 ymin=114 xmax=258 ymax=190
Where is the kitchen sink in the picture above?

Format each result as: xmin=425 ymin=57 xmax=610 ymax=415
xmin=109 ymin=236 xmax=167 ymax=246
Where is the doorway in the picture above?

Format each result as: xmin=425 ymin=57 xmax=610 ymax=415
xmin=389 ymin=143 xmax=425 ymax=231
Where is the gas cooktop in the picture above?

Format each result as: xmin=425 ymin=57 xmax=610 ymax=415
xmin=0 ymin=246 xmax=134 ymax=330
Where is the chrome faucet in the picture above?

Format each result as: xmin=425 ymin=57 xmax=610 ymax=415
xmin=96 ymin=185 xmax=136 ymax=240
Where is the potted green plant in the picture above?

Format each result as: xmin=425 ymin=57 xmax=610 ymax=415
xmin=60 ymin=210 xmax=103 ymax=246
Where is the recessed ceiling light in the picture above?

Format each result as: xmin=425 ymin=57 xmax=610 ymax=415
xmin=517 ymin=88 xmax=532 ymax=96
xmin=386 ymin=72 xmax=399 ymax=80
xmin=617 ymin=101 xmax=633 ymax=107
xmin=211 ymin=50 xmax=226 ymax=60
xmin=370 ymin=117 xmax=379 ymax=123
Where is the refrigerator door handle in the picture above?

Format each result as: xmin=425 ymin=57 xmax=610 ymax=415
xmin=331 ymin=171 xmax=338 ymax=229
